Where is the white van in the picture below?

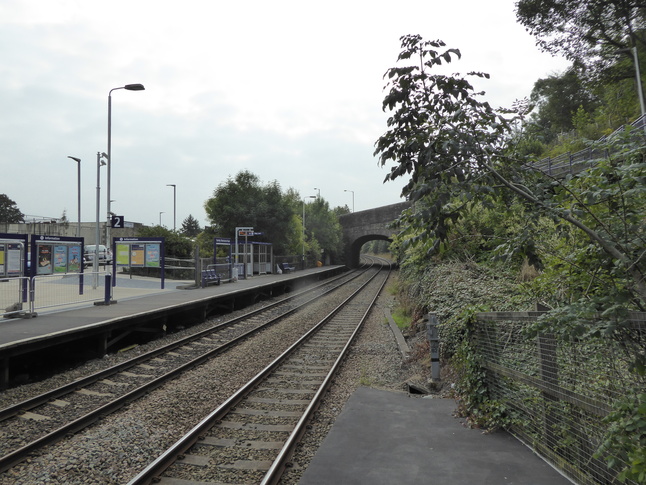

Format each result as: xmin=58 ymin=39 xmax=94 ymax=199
xmin=84 ymin=245 xmax=113 ymax=266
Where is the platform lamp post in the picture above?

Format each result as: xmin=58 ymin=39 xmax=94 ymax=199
xmin=314 ymin=187 xmax=320 ymax=198
xmin=159 ymin=211 xmax=164 ymax=227
xmin=166 ymin=184 xmax=176 ymax=231
xmin=106 ymin=83 xmax=145 ymax=259
xmin=94 ymin=152 xmax=108 ymax=288
xmin=344 ymin=189 xmax=355 ymax=213
xmin=68 ymin=156 xmax=81 ymax=236
xmin=302 ymin=195 xmax=316 ymax=270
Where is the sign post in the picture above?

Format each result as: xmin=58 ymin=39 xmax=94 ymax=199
xmin=235 ymin=227 xmax=253 ymax=279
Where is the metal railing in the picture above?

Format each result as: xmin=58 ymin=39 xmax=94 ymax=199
xmin=525 ymin=115 xmax=646 ymax=177
xmin=1 ymin=272 xmax=113 ymax=318
xmin=0 ymin=277 xmax=29 ymax=318
xmin=30 ymin=272 xmax=111 ymax=313
xmin=469 ymin=311 xmax=645 ymax=485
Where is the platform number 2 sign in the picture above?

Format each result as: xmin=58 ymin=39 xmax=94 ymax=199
xmin=111 ymin=215 xmax=125 ymax=228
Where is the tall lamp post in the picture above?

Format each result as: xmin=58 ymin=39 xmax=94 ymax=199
xmin=106 ymin=83 xmax=145 ymax=258
xmin=68 ymin=156 xmax=81 ymax=236
xmin=344 ymin=189 xmax=355 ymax=213
xmin=302 ymin=195 xmax=316 ymax=269
xmin=616 ymin=46 xmax=646 ymax=120
xmin=314 ymin=187 xmax=320 ymax=198
xmin=94 ymin=152 xmax=108 ymax=287
xmin=166 ymin=184 xmax=176 ymax=231
xmin=159 ymin=212 xmax=164 ymax=226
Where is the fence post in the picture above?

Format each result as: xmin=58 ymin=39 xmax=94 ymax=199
xmin=194 ymin=244 xmax=201 ymax=289
xmin=536 ymin=303 xmax=558 ymax=448
xmin=426 ymin=313 xmax=441 ymax=382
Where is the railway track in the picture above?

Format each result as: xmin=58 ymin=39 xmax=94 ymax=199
xmin=0 ymin=262 xmax=378 ymax=475
xmin=128 ymin=260 xmax=391 ymax=485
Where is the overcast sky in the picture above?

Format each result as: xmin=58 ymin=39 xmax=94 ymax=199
xmin=1 ymin=0 xmax=569 ymax=229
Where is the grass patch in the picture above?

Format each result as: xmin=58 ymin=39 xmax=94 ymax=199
xmin=359 ymin=368 xmax=372 ymax=386
xmin=391 ymin=306 xmax=411 ymax=330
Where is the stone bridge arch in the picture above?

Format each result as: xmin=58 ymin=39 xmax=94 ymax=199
xmin=339 ymin=202 xmax=410 ymax=267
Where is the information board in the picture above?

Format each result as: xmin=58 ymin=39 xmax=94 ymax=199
xmin=53 ymin=245 xmax=67 ymax=273
xmin=37 ymin=245 xmax=53 ymax=275
xmin=116 ymin=243 xmax=130 ymax=266
xmin=145 ymin=244 xmax=160 ymax=267
xmin=68 ymin=245 xmax=82 ymax=272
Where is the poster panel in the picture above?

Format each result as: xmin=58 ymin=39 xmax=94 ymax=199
xmin=0 ymin=244 xmax=4 ymax=276
xmin=53 ymin=245 xmax=68 ymax=273
xmin=130 ymin=244 xmax=145 ymax=267
xmin=145 ymin=244 xmax=160 ymax=268
xmin=37 ymin=244 xmax=53 ymax=275
xmin=68 ymin=245 xmax=81 ymax=272
xmin=7 ymin=244 xmax=22 ymax=276
xmin=116 ymin=243 xmax=130 ymax=266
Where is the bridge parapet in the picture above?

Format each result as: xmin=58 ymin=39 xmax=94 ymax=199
xmin=339 ymin=201 xmax=410 ymax=267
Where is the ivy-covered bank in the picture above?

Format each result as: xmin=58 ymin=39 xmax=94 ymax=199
xmin=392 ymin=259 xmax=533 ymax=396
xmin=393 ymin=260 xmax=646 ymax=485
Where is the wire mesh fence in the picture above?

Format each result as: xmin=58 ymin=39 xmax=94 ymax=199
xmin=0 ymin=277 xmax=29 ymax=317
xmin=30 ymin=272 xmax=110 ymax=312
xmin=471 ymin=312 xmax=645 ymax=485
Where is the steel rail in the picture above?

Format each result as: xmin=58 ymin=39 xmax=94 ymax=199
xmin=0 ymin=265 xmax=372 ymax=474
xmin=261 ymin=261 xmax=392 ymax=485
xmin=0 ymin=267 xmax=362 ymax=423
xmin=127 ymin=259 xmax=389 ymax=485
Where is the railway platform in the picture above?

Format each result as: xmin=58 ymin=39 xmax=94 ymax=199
xmin=0 ymin=266 xmax=346 ymax=387
xmin=300 ymin=386 xmax=573 ymax=485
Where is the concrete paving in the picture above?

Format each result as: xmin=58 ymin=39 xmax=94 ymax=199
xmin=299 ymin=387 xmax=573 ymax=485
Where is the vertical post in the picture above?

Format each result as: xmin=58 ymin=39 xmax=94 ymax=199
xmin=426 ymin=313 xmax=441 ymax=382
xmin=194 ymin=244 xmax=200 ymax=289
xmin=536 ymin=303 xmax=558 ymax=447
xmin=68 ymin=156 xmax=82 ymax=237
xmin=161 ymin=239 xmax=165 ymax=290
xmin=632 ymin=46 xmax=646 ymax=120
xmin=106 ymin=92 xmax=112 ymax=255
xmin=76 ymin=160 xmax=81 ymax=237
xmin=166 ymin=184 xmax=176 ymax=231
xmin=104 ymin=274 xmax=112 ymax=305
xmin=94 ymin=152 xmax=102 ymax=289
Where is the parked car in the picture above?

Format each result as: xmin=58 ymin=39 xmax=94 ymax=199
xmin=84 ymin=245 xmax=112 ymax=267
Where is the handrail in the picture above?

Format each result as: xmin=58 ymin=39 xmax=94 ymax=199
xmin=525 ymin=114 xmax=646 ymax=176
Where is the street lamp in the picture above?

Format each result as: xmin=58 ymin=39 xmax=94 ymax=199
xmin=94 ymin=152 xmax=108 ymax=288
xmin=166 ymin=184 xmax=176 ymax=231
xmin=616 ymin=46 xmax=646 ymax=119
xmin=68 ymin=156 xmax=81 ymax=236
xmin=302 ymin=195 xmax=316 ymax=269
xmin=344 ymin=189 xmax=355 ymax=213
xmin=159 ymin=211 xmax=164 ymax=226
xmin=106 ymin=83 xmax=145 ymax=259
xmin=314 ymin=187 xmax=320 ymax=198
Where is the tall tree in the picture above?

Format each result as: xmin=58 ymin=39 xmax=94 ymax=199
xmin=181 ymin=214 xmax=202 ymax=237
xmin=0 ymin=194 xmax=24 ymax=223
xmin=137 ymin=225 xmax=193 ymax=258
xmin=204 ymin=171 xmax=297 ymax=255
xmin=528 ymin=67 xmax=599 ymax=142
xmin=375 ymin=34 xmax=646 ymax=304
xmin=304 ymin=198 xmax=344 ymax=261
xmin=516 ymin=0 xmax=646 ymax=61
